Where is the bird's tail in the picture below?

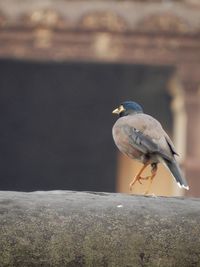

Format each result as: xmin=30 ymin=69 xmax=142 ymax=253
xmin=164 ymin=159 xmax=189 ymax=190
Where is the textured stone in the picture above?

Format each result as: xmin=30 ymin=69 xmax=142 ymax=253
xmin=0 ymin=191 xmax=200 ymax=267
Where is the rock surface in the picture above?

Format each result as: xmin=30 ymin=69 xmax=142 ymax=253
xmin=0 ymin=191 xmax=200 ymax=267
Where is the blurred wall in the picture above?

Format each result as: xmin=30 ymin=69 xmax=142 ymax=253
xmin=0 ymin=59 xmax=172 ymax=192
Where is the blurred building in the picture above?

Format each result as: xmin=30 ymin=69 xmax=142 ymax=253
xmin=0 ymin=0 xmax=199 ymax=196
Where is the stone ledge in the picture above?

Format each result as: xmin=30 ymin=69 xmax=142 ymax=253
xmin=0 ymin=190 xmax=200 ymax=266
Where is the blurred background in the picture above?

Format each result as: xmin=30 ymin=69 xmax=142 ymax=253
xmin=0 ymin=0 xmax=199 ymax=197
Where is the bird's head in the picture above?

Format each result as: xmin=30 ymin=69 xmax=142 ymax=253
xmin=112 ymin=101 xmax=143 ymax=117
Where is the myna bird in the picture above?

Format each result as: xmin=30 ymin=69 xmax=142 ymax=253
xmin=112 ymin=101 xmax=189 ymax=194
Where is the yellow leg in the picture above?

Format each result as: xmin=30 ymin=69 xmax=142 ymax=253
xmin=144 ymin=164 xmax=158 ymax=195
xmin=129 ymin=162 xmax=150 ymax=191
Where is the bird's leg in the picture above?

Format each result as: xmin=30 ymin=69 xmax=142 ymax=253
xmin=129 ymin=162 xmax=150 ymax=191
xmin=144 ymin=163 xmax=158 ymax=195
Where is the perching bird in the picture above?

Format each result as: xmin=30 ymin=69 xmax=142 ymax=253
xmin=112 ymin=101 xmax=189 ymax=194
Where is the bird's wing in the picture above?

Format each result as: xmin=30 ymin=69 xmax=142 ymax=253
xmin=123 ymin=125 xmax=172 ymax=161
xmin=117 ymin=113 xmax=176 ymax=161
xmin=164 ymin=133 xmax=179 ymax=156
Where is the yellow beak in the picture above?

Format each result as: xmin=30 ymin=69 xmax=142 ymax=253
xmin=112 ymin=105 xmax=125 ymax=115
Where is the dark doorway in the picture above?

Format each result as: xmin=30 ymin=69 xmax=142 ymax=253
xmin=0 ymin=59 xmax=173 ymax=192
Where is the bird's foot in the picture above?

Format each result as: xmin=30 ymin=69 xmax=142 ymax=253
xmin=129 ymin=176 xmax=150 ymax=191
xmin=143 ymin=172 xmax=157 ymax=195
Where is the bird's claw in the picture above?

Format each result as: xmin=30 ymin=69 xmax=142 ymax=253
xmin=138 ymin=178 xmax=143 ymax=185
xmin=129 ymin=176 xmax=148 ymax=190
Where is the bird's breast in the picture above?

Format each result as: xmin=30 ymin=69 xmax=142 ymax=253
xmin=112 ymin=124 xmax=143 ymax=161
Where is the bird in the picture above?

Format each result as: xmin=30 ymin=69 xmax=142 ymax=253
xmin=112 ymin=101 xmax=189 ymax=194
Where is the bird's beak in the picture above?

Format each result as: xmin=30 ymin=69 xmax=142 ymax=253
xmin=112 ymin=105 xmax=125 ymax=115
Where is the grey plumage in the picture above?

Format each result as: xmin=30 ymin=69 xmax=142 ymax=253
xmin=112 ymin=101 xmax=189 ymax=191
